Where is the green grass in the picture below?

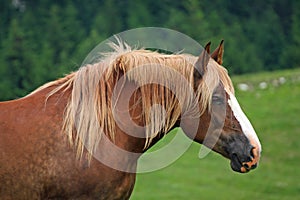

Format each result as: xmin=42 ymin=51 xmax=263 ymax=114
xmin=130 ymin=68 xmax=300 ymax=200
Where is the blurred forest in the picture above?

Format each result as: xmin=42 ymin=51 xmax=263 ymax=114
xmin=0 ymin=0 xmax=299 ymax=100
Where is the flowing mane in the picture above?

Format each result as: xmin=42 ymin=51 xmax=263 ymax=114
xmin=42 ymin=40 xmax=234 ymax=160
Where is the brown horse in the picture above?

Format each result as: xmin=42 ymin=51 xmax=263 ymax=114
xmin=0 ymin=40 xmax=261 ymax=199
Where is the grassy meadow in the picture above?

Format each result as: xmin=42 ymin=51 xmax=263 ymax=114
xmin=130 ymin=68 xmax=300 ymax=200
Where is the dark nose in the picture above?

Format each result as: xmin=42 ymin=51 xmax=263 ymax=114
xmin=240 ymin=147 xmax=260 ymax=172
xmin=227 ymin=134 xmax=258 ymax=173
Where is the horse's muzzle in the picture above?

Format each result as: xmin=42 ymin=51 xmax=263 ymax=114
xmin=230 ymin=146 xmax=260 ymax=173
xmin=222 ymin=133 xmax=261 ymax=173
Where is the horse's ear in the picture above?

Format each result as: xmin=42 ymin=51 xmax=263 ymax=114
xmin=211 ymin=40 xmax=224 ymax=65
xmin=195 ymin=42 xmax=211 ymax=77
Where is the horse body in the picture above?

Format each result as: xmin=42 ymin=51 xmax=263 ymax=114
xmin=0 ymin=86 xmax=140 ymax=199
xmin=0 ymin=40 xmax=262 ymax=199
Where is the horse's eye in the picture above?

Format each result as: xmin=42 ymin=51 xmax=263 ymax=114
xmin=212 ymin=95 xmax=224 ymax=105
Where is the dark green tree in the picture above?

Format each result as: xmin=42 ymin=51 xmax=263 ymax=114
xmin=281 ymin=0 xmax=300 ymax=68
xmin=1 ymin=18 xmax=34 ymax=99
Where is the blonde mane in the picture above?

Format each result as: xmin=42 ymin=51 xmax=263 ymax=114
xmin=44 ymin=41 xmax=234 ymax=160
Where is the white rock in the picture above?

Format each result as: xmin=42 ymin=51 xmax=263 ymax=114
xmin=259 ymin=82 xmax=268 ymax=89
xmin=238 ymin=83 xmax=250 ymax=91
xmin=279 ymin=77 xmax=286 ymax=84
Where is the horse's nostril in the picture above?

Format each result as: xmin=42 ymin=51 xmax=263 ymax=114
xmin=246 ymin=156 xmax=253 ymax=162
xmin=250 ymin=147 xmax=255 ymax=158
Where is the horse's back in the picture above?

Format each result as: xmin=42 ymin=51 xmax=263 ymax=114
xmin=0 ymin=95 xmax=72 ymax=199
xmin=0 ymin=99 xmax=31 ymax=161
xmin=0 ymin=94 xmax=137 ymax=199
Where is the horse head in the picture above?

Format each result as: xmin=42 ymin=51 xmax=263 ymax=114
xmin=182 ymin=41 xmax=261 ymax=173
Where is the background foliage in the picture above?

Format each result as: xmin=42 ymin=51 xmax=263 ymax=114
xmin=0 ymin=0 xmax=299 ymax=99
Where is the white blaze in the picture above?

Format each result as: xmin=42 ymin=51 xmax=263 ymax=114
xmin=227 ymin=91 xmax=262 ymax=152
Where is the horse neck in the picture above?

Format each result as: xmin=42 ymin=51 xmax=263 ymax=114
xmin=114 ymin=79 xmax=183 ymax=153
xmin=32 ymin=84 xmax=72 ymax=121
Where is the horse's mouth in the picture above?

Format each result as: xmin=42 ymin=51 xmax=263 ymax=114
xmin=230 ymin=153 xmax=257 ymax=173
